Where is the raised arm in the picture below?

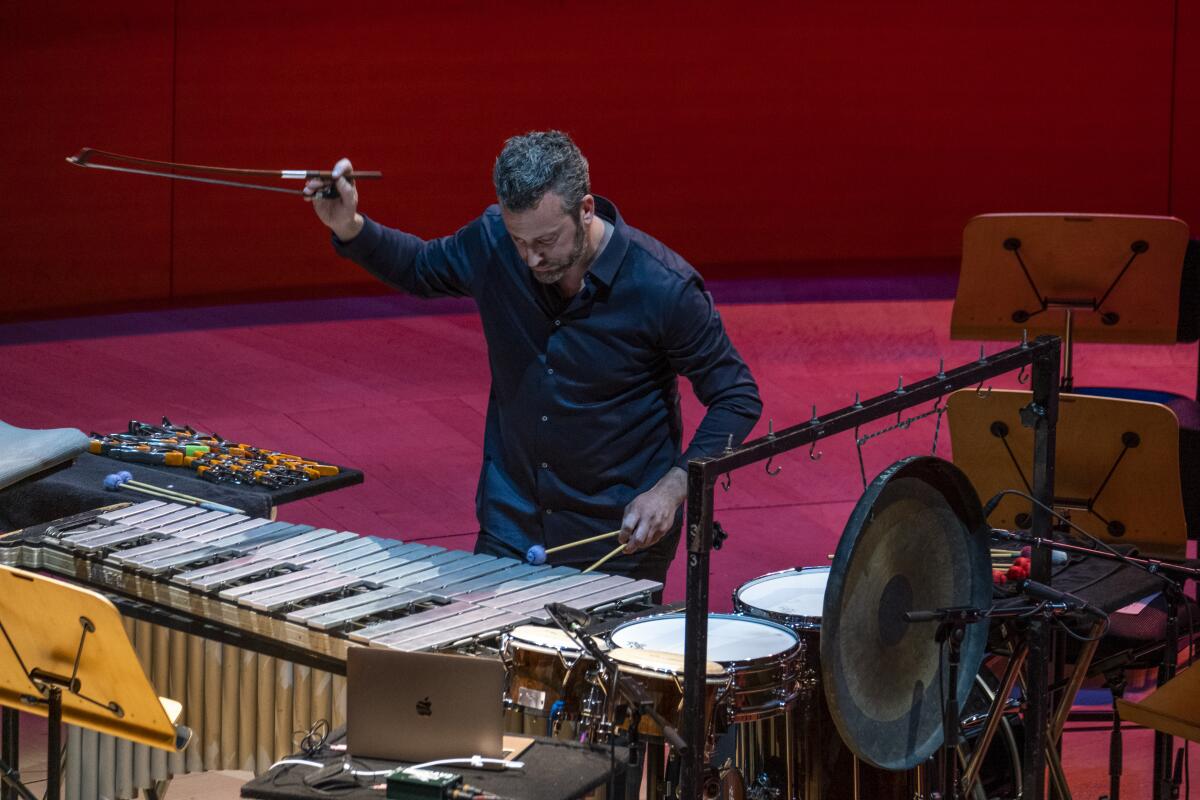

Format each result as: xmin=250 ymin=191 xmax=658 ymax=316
xmin=305 ymin=157 xmax=482 ymax=298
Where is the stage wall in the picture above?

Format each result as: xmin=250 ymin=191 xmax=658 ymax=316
xmin=1 ymin=2 xmax=1194 ymax=318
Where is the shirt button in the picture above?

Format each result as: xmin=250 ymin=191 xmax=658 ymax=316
xmin=545 ymin=508 xmax=553 ymax=515
xmin=540 ymin=462 xmax=549 ymax=469
xmin=554 ymin=319 xmax=562 ymax=327
xmin=547 ymin=368 xmax=554 ymax=375
xmin=541 ymin=415 xmax=549 ymax=422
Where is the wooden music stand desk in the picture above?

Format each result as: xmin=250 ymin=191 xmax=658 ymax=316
xmin=947 ymin=389 xmax=1187 ymax=559
xmin=1116 ymin=666 xmax=1200 ymax=744
xmin=0 ymin=565 xmax=188 ymax=799
xmin=951 ymin=213 xmax=1189 ymax=346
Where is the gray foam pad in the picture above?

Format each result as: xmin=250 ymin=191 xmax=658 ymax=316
xmin=0 ymin=421 xmax=90 ymax=491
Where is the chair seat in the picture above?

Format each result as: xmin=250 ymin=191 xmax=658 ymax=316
xmin=0 ymin=420 xmax=89 ymax=492
xmin=1082 ymin=591 xmax=1200 ymax=673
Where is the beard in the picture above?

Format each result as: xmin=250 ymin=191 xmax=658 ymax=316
xmin=530 ymin=218 xmax=589 ymax=285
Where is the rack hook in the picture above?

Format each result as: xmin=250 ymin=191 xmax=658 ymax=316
xmin=720 ymin=472 xmax=733 ymax=492
xmin=1017 ymin=363 xmax=1029 ymax=384
xmin=764 ymin=419 xmax=782 ymax=475
xmin=809 ymin=441 xmax=822 ymax=461
xmin=976 ymin=381 xmax=992 ymax=398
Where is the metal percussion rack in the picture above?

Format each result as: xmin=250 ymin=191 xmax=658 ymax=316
xmin=679 ymin=335 xmax=1063 ymax=800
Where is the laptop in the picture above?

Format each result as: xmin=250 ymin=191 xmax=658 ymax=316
xmin=346 ymin=647 xmax=507 ymax=762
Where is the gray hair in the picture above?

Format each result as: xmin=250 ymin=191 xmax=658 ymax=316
xmin=492 ymin=130 xmax=590 ymax=216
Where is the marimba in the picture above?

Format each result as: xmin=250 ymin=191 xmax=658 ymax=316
xmin=0 ymin=501 xmax=660 ymax=800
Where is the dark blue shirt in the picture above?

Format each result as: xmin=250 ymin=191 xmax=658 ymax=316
xmin=334 ymin=197 xmax=761 ymax=563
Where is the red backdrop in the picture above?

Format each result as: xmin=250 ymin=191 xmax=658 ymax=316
xmin=1 ymin=1 xmax=1193 ymax=318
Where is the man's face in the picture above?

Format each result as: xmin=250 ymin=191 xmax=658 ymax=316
xmin=502 ymin=192 xmax=592 ymax=285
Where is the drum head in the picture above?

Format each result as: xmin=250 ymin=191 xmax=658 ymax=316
xmin=821 ymin=456 xmax=991 ymax=771
xmin=735 ymin=567 xmax=830 ymax=627
xmin=609 ymin=613 xmax=798 ymax=665
xmin=507 ymin=624 xmax=582 ymax=651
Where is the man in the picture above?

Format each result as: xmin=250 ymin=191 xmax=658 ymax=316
xmin=306 ymin=131 xmax=760 ymax=583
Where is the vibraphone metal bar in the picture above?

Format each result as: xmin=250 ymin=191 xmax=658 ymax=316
xmin=679 ymin=336 xmax=1062 ymax=800
xmin=0 ymin=503 xmax=661 ymax=800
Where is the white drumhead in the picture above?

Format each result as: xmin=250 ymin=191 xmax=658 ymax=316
xmin=736 ymin=567 xmax=830 ymax=619
xmin=507 ymin=624 xmax=582 ymax=651
xmin=610 ymin=614 xmax=797 ymax=662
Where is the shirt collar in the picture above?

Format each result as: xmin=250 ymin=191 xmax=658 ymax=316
xmin=586 ymin=195 xmax=628 ymax=289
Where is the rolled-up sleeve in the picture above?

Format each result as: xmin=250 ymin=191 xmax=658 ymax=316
xmin=333 ymin=215 xmax=486 ymax=298
xmin=661 ymin=277 xmax=762 ymax=466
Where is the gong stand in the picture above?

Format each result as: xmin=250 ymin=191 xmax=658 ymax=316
xmin=905 ymin=605 xmax=989 ymax=800
xmin=680 ymin=335 xmax=1062 ymax=800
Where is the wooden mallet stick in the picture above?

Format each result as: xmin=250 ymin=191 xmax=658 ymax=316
xmin=583 ymin=542 xmax=628 ymax=574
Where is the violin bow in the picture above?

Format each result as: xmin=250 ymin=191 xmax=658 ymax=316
xmin=65 ymin=148 xmax=382 ymax=197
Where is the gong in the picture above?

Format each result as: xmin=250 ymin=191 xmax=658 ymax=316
xmin=821 ymin=456 xmax=992 ymax=771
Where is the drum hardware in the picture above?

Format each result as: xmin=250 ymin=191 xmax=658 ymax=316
xmin=543 ymin=603 xmax=691 ymax=755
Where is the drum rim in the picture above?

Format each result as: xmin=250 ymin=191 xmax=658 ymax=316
xmin=607 ymin=653 xmax=731 ymax=685
xmin=607 ymin=612 xmax=802 ymax=668
xmin=732 ymin=566 xmax=831 ymax=629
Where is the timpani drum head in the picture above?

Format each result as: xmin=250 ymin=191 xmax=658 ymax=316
xmin=821 ymin=456 xmax=992 ymax=771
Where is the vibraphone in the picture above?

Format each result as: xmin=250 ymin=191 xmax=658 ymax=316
xmin=0 ymin=501 xmax=660 ymax=800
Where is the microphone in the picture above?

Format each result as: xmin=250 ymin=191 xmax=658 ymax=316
xmin=988 ymin=529 xmax=1069 ymax=565
xmin=982 ymin=491 xmax=1005 ymax=520
xmin=1020 ymin=579 xmax=1107 ymax=621
xmin=544 ymin=602 xmax=593 ymax=630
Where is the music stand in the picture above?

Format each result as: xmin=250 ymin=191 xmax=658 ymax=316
xmin=0 ymin=565 xmax=189 ymax=800
xmin=1116 ymin=665 xmax=1200 ymax=744
xmin=947 ymin=389 xmax=1187 ymax=559
xmin=951 ymin=213 xmax=1190 ymax=389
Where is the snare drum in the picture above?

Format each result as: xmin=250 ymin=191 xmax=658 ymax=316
xmin=501 ymin=624 xmax=592 ymax=718
xmin=608 ymin=613 xmax=803 ymax=723
xmin=734 ymin=566 xmax=830 ymax=631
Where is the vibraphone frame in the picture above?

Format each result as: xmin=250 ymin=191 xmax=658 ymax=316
xmin=680 ymin=335 xmax=1062 ymax=800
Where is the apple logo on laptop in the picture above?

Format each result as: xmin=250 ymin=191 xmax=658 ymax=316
xmin=416 ymin=696 xmax=432 ymax=717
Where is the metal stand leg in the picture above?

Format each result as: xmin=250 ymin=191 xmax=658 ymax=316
xmin=46 ymin=688 xmax=61 ymax=800
xmin=1153 ymin=592 xmax=1181 ymax=800
xmin=1 ymin=708 xmax=17 ymax=800
xmin=1106 ymin=673 xmax=1125 ymax=800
